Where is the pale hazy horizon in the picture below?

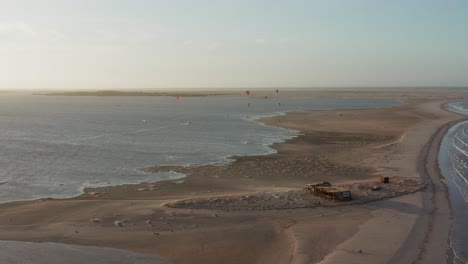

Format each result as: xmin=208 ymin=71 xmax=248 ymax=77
xmin=1 ymin=0 xmax=468 ymax=90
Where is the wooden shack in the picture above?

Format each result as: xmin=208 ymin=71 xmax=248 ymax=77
xmin=304 ymin=182 xmax=352 ymax=202
xmin=380 ymin=176 xmax=390 ymax=183
xmin=304 ymin=182 xmax=331 ymax=192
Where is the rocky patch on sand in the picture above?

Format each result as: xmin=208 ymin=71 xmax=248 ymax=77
xmin=166 ymin=177 xmax=423 ymax=210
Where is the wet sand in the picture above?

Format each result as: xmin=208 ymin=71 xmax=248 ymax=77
xmin=0 ymin=90 xmax=467 ymax=263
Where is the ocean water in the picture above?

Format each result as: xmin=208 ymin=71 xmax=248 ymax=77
xmin=0 ymin=93 xmax=400 ymax=203
xmin=440 ymin=101 xmax=468 ymax=264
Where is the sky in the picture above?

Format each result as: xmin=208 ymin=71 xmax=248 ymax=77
xmin=0 ymin=0 xmax=467 ymax=90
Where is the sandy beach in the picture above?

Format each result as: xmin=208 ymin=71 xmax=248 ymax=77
xmin=0 ymin=90 xmax=467 ymax=264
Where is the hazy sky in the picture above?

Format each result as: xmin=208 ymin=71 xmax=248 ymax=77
xmin=1 ymin=0 xmax=467 ymax=90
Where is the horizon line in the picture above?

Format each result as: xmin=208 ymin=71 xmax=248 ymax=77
xmin=1 ymin=86 xmax=468 ymax=92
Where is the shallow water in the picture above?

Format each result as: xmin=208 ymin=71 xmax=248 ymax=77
xmin=0 ymin=93 xmax=400 ymax=203
xmin=0 ymin=241 xmax=164 ymax=264
xmin=440 ymin=101 xmax=468 ymax=264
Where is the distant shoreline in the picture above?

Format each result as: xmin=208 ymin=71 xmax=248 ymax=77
xmin=35 ymin=91 xmax=234 ymax=97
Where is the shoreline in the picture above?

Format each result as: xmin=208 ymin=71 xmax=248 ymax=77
xmin=377 ymin=102 xmax=468 ymax=263
xmin=418 ymin=113 xmax=467 ymax=262
xmin=314 ymin=100 xmax=467 ymax=264
xmin=437 ymin=103 xmax=468 ymax=263
xmin=0 ymin=108 xmax=300 ymax=205
xmin=0 ymin=103 xmax=399 ymax=206
xmin=419 ymin=103 xmax=468 ymax=262
xmin=1 ymin=93 xmax=467 ymax=264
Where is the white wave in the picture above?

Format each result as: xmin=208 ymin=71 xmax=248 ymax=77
xmin=454 ymin=131 xmax=468 ymax=148
xmin=445 ymin=163 xmax=468 ymax=204
xmin=462 ymin=127 xmax=468 ymax=137
xmin=449 ymin=103 xmax=468 ymax=113
xmin=453 ymin=142 xmax=468 ymax=158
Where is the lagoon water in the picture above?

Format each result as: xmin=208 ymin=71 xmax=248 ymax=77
xmin=0 ymin=240 xmax=165 ymax=264
xmin=0 ymin=93 xmax=399 ymax=203
xmin=440 ymin=102 xmax=468 ymax=264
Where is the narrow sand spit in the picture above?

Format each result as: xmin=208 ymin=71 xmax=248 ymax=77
xmin=0 ymin=90 xmax=467 ymax=264
xmin=390 ymin=109 xmax=468 ymax=264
